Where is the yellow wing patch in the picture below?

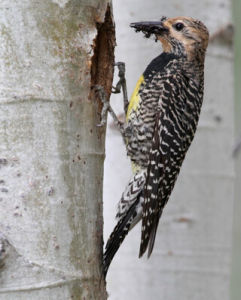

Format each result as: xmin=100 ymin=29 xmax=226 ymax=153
xmin=126 ymin=75 xmax=144 ymax=120
xmin=131 ymin=161 xmax=144 ymax=174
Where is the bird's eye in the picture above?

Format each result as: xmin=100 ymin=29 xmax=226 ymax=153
xmin=174 ymin=22 xmax=184 ymax=31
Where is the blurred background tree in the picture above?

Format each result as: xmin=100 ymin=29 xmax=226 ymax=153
xmin=231 ymin=0 xmax=241 ymax=299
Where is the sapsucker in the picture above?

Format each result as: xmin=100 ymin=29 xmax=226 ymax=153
xmin=103 ymin=16 xmax=209 ymax=277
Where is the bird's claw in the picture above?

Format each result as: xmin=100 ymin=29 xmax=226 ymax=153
xmin=112 ymin=86 xmax=120 ymax=94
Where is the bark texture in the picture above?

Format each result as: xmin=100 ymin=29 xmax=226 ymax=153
xmin=231 ymin=0 xmax=241 ymax=298
xmin=0 ymin=1 xmax=115 ymax=299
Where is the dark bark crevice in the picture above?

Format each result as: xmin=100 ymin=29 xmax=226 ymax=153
xmin=91 ymin=5 xmax=116 ymax=101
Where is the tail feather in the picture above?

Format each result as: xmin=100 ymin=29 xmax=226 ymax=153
xmin=147 ymin=215 xmax=160 ymax=258
xmin=103 ymin=200 xmax=140 ymax=277
xmin=103 ymin=170 xmax=146 ymax=277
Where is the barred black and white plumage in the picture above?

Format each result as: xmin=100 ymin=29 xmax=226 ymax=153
xmin=104 ymin=16 xmax=209 ymax=277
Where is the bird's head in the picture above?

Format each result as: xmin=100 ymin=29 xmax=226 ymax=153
xmin=130 ymin=16 xmax=209 ymax=62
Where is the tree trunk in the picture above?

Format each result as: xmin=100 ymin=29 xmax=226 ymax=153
xmin=104 ymin=1 xmax=234 ymax=299
xmin=0 ymin=1 xmax=115 ymax=299
xmin=231 ymin=0 xmax=241 ymax=298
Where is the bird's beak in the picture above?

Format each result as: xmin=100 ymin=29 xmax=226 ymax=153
xmin=130 ymin=21 xmax=168 ymax=37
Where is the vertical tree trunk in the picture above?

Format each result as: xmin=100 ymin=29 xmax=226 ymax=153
xmin=231 ymin=0 xmax=241 ymax=298
xmin=0 ymin=1 xmax=115 ymax=299
xmin=104 ymin=1 xmax=234 ymax=299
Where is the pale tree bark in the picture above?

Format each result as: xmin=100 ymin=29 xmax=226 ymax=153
xmin=0 ymin=1 xmax=115 ymax=299
xmin=231 ymin=0 xmax=241 ymax=298
xmin=104 ymin=0 xmax=234 ymax=299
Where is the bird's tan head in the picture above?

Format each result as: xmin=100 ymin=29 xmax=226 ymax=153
xmin=131 ymin=16 xmax=209 ymax=62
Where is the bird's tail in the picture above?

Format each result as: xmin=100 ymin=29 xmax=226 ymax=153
xmin=103 ymin=170 xmax=146 ymax=277
xmin=103 ymin=199 xmax=141 ymax=277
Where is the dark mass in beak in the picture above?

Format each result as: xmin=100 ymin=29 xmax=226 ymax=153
xmin=130 ymin=20 xmax=168 ymax=38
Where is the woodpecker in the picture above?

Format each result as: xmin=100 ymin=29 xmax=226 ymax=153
xmin=103 ymin=16 xmax=209 ymax=277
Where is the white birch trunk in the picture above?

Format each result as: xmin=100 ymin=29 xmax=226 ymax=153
xmin=104 ymin=0 xmax=234 ymax=299
xmin=0 ymin=1 xmax=115 ymax=299
xmin=231 ymin=0 xmax=241 ymax=298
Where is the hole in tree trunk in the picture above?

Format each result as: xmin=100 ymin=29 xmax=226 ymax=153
xmin=91 ymin=5 xmax=116 ymax=101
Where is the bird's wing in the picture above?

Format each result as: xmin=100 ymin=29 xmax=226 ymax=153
xmin=139 ymin=74 xmax=188 ymax=258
